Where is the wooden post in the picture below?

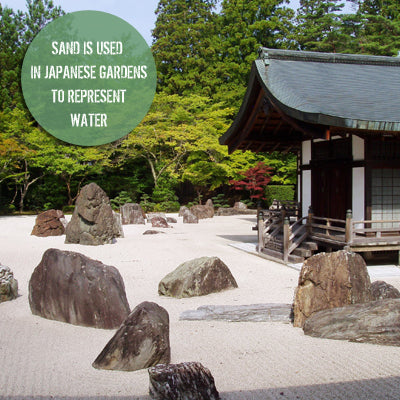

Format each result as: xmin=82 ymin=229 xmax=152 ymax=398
xmin=307 ymin=206 xmax=313 ymax=236
xmin=283 ymin=216 xmax=290 ymax=262
xmin=345 ymin=209 xmax=353 ymax=244
xmin=257 ymin=210 xmax=264 ymax=252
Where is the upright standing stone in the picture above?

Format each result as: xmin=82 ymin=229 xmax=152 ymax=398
xmin=293 ymin=250 xmax=372 ymax=328
xmin=65 ymin=182 xmax=123 ymax=245
xmin=159 ymin=256 xmax=238 ymax=298
xmin=120 ymin=203 xmax=145 ymax=225
xmin=29 ymin=248 xmax=130 ymax=329
xmin=0 ymin=265 xmax=18 ymax=303
xmin=93 ymin=302 xmax=170 ymax=371
xmin=179 ymin=206 xmax=189 ymax=217
xmin=149 ymin=362 xmax=220 ymax=400
xmin=183 ymin=210 xmax=199 ymax=224
xmin=31 ymin=209 xmax=66 ymax=237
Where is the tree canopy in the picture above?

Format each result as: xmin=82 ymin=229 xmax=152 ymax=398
xmin=1 ymin=0 xmax=399 ymax=213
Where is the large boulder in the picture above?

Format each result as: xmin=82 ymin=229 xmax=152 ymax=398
xmin=293 ymin=251 xmax=372 ymax=328
xmin=158 ymin=256 xmax=238 ymax=298
xmin=31 ymin=209 xmax=66 ymax=237
xmin=0 ymin=265 xmax=18 ymax=303
xmin=190 ymin=204 xmax=214 ymax=219
xmin=65 ymin=182 xmax=123 ymax=245
xmin=120 ymin=203 xmax=145 ymax=225
xmin=234 ymin=201 xmax=247 ymax=210
xmin=29 ymin=248 xmax=130 ymax=329
xmin=371 ymin=280 xmax=400 ymax=300
xmin=149 ymin=362 xmax=220 ymax=400
xmin=303 ymin=299 xmax=400 ymax=346
xmin=92 ymin=301 xmax=170 ymax=371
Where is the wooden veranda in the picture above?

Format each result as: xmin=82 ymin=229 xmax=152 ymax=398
xmin=257 ymin=205 xmax=400 ymax=264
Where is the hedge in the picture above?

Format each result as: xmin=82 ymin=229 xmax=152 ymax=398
xmin=265 ymin=185 xmax=295 ymax=208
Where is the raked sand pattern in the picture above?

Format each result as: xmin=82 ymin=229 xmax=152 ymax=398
xmin=1 ymin=214 xmax=400 ymax=399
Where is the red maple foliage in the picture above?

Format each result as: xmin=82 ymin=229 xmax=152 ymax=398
xmin=229 ymin=161 xmax=272 ymax=200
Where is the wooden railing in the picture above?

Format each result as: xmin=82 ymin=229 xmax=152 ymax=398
xmin=257 ymin=207 xmax=400 ymax=262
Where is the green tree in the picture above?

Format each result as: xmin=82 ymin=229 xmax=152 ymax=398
xmin=152 ymin=0 xmax=219 ymax=96
xmin=352 ymin=0 xmax=400 ymax=55
xmin=295 ymin=0 xmax=348 ymax=52
xmin=214 ymin=0 xmax=295 ymax=105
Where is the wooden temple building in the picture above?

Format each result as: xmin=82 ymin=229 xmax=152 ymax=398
xmin=220 ymin=48 xmax=400 ymax=263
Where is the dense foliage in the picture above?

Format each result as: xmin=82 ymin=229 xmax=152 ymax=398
xmin=1 ymin=0 xmax=398 ymax=213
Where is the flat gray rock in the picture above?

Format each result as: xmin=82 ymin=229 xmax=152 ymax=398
xmin=180 ymin=303 xmax=293 ymax=323
xmin=303 ymin=298 xmax=400 ymax=346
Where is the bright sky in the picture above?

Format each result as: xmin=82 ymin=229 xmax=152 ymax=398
xmin=5 ymin=0 xmax=310 ymax=45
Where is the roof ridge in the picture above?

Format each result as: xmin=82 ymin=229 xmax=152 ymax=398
xmin=258 ymin=47 xmax=400 ymax=67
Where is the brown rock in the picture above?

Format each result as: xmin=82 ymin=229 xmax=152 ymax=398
xmin=293 ymin=251 xmax=372 ymax=328
xmin=120 ymin=203 xmax=145 ymax=225
xmin=183 ymin=210 xmax=198 ymax=224
xmin=205 ymin=199 xmax=214 ymax=209
xmin=149 ymin=362 xmax=220 ymax=400
xmin=371 ymin=280 xmax=400 ymax=300
xmin=29 ymin=248 xmax=130 ymax=329
xmin=93 ymin=301 xmax=170 ymax=371
xmin=158 ymin=256 xmax=238 ymax=298
xmin=303 ymin=299 xmax=400 ymax=346
xmin=0 ymin=265 xmax=18 ymax=303
xmin=166 ymin=217 xmax=177 ymax=224
xmin=65 ymin=183 xmax=123 ymax=245
xmin=31 ymin=209 xmax=66 ymax=237
xmin=151 ymin=216 xmax=170 ymax=228
xmin=190 ymin=204 xmax=214 ymax=219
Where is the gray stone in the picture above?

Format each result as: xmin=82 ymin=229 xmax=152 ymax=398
xmin=29 ymin=248 xmax=130 ymax=329
xmin=371 ymin=280 xmax=400 ymax=300
xmin=166 ymin=217 xmax=177 ymax=224
xmin=147 ymin=212 xmax=167 ymax=221
xmin=303 ymin=299 xmax=400 ymax=346
xmin=158 ymin=256 xmax=238 ymax=298
xmin=31 ymin=209 xmax=66 ymax=237
xmin=215 ymin=207 xmax=257 ymax=216
xmin=205 ymin=199 xmax=214 ymax=209
xmin=151 ymin=216 xmax=170 ymax=228
xmin=149 ymin=362 xmax=220 ymax=400
xmin=183 ymin=210 xmax=198 ymax=224
xmin=120 ymin=203 xmax=145 ymax=225
xmin=179 ymin=206 xmax=189 ymax=217
xmin=234 ymin=201 xmax=247 ymax=210
xmin=65 ymin=183 xmax=124 ymax=245
xmin=180 ymin=303 xmax=293 ymax=323
xmin=143 ymin=230 xmax=166 ymax=235
xmin=190 ymin=204 xmax=214 ymax=219
xmin=93 ymin=301 xmax=170 ymax=371
xmin=0 ymin=265 xmax=18 ymax=303
xmin=293 ymin=250 xmax=372 ymax=328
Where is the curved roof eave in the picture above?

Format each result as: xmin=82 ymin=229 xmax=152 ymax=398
xmin=253 ymin=59 xmax=400 ymax=133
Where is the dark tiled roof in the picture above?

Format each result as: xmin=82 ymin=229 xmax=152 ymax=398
xmin=257 ymin=48 xmax=400 ymax=130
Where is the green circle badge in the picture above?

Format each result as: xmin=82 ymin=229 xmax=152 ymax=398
xmin=21 ymin=11 xmax=156 ymax=146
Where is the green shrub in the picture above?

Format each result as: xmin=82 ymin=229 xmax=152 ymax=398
xmin=110 ymin=191 xmax=133 ymax=210
xmin=140 ymin=193 xmax=156 ymax=213
xmin=265 ymin=185 xmax=295 ymax=207
xmin=211 ymin=194 xmax=230 ymax=208
xmin=153 ymin=201 xmax=181 ymax=213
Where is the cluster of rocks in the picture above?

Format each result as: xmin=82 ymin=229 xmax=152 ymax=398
xmin=216 ymin=201 xmax=257 ymax=216
xmin=0 ymin=264 xmax=18 ymax=303
xmin=293 ymin=250 xmax=400 ymax=346
xmin=26 ymin=247 xmax=235 ymax=396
